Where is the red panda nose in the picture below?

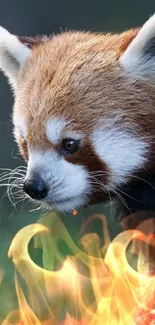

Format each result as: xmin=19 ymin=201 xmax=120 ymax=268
xmin=23 ymin=177 xmax=48 ymax=200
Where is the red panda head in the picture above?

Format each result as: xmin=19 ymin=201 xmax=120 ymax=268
xmin=1 ymin=14 xmax=155 ymax=212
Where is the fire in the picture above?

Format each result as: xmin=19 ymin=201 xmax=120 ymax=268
xmin=1 ymin=211 xmax=155 ymax=324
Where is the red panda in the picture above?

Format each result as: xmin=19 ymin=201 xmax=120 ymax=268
xmin=0 ymin=14 xmax=155 ymax=212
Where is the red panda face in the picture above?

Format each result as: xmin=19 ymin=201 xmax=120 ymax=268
xmin=1 ymin=15 xmax=155 ymax=212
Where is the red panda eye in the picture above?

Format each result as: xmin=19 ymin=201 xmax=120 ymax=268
xmin=61 ymin=138 xmax=80 ymax=155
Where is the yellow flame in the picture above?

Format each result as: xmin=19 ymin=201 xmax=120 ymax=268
xmin=1 ymin=211 xmax=155 ymax=324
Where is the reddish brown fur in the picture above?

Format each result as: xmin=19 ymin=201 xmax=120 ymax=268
xmin=117 ymin=28 xmax=140 ymax=57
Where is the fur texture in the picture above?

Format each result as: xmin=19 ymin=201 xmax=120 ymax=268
xmin=1 ymin=14 xmax=155 ymax=211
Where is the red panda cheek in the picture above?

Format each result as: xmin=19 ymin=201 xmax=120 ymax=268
xmin=64 ymin=142 xmax=110 ymax=186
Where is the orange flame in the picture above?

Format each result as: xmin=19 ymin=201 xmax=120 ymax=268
xmin=1 ymin=211 xmax=155 ymax=324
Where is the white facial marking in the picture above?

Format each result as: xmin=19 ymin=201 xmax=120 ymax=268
xmin=46 ymin=118 xmax=67 ymax=145
xmin=13 ymin=114 xmax=27 ymax=140
xmin=26 ymin=149 xmax=90 ymax=212
xmin=62 ymin=130 xmax=84 ymax=141
xmin=92 ymin=128 xmax=148 ymax=187
xmin=46 ymin=118 xmax=83 ymax=145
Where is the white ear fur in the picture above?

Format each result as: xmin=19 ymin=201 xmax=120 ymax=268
xmin=0 ymin=27 xmax=31 ymax=91
xmin=120 ymin=13 xmax=155 ymax=83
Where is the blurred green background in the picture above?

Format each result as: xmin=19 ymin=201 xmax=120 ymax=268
xmin=0 ymin=1 xmax=155 ymax=319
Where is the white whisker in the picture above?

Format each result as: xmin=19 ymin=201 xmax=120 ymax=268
xmin=0 ymin=165 xmax=27 ymax=208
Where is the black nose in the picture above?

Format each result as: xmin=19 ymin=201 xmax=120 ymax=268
xmin=23 ymin=177 xmax=48 ymax=200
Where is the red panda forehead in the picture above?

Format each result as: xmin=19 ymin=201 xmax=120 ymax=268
xmin=18 ymin=50 xmax=120 ymax=126
xmin=16 ymin=28 xmax=143 ymax=139
xmin=19 ymin=30 xmax=123 ymax=91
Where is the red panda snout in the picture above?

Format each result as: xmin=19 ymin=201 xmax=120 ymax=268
xmin=23 ymin=149 xmax=92 ymax=212
xmin=23 ymin=176 xmax=48 ymax=200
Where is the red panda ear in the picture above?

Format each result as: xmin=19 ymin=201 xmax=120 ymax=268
xmin=0 ymin=27 xmax=43 ymax=92
xmin=119 ymin=13 xmax=155 ymax=84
